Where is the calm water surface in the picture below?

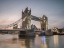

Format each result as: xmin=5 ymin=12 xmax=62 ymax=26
xmin=0 ymin=34 xmax=64 ymax=48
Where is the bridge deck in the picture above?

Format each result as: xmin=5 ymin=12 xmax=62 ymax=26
xmin=0 ymin=29 xmax=41 ymax=32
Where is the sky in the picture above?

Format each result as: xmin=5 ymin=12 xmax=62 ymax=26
xmin=0 ymin=0 xmax=64 ymax=29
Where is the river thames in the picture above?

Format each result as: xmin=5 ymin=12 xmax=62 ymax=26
xmin=0 ymin=34 xmax=64 ymax=48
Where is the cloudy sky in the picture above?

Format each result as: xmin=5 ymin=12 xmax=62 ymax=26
xmin=0 ymin=0 xmax=64 ymax=29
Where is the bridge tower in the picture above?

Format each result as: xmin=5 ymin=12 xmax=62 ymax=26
xmin=22 ymin=7 xmax=31 ymax=30
xmin=41 ymin=15 xmax=48 ymax=31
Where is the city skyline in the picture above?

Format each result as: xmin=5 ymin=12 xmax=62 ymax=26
xmin=0 ymin=0 xmax=64 ymax=29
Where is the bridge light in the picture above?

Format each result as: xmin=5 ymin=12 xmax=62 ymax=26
xmin=44 ymin=17 xmax=46 ymax=19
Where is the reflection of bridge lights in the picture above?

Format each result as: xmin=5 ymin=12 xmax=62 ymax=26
xmin=41 ymin=36 xmax=46 ymax=45
xmin=41 ymin=36 xmax=47 ymax=48
xmin=54 ymin=35 xmax=59 ymax=46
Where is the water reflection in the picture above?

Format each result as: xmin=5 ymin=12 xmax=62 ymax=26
xmin=19 ymin=36 xmax=49 ymax=48
xmin=0 ymin=34 xmax=64 ymax=48
xmin=41 ymin=36 xmax=49 ymax=48
xmin=19 ymin=37 xmax=35 ymax=48
xmin=54 ymin=35 xmax=59 ymax=48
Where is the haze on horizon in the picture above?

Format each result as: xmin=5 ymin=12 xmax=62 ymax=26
xmin=0 ymin=0 xmax=64 ymax=29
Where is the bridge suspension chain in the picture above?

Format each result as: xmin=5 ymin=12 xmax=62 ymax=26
xmin=4 ymin=18 xmax=22 ymax=29
xmin=1 ymin=15 xmax=28 ymax=29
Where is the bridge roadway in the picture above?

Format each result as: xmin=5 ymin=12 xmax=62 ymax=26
xmin=0 ymin=29 xmax=41 ymax=32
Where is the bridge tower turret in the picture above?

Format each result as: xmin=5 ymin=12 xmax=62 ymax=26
xmin=41 ymin=15 xmax=48 ymax=31
xmin=22 ymin=7 xmax=31 ymax=30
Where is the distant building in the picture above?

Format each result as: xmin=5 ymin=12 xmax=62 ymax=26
xmin=58 ymin=28 xmax=64 ymax=33
xmin=62 ymin=28 xmax=64 ymax=32
xmin=31 ymin=24 xmax=38 ymax=30
xmin=58 ymin=29 xmax=63 ymax=33
xmin=52 ymin=27 xmax=64 ymax=33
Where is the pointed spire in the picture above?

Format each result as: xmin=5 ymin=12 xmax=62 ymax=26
xmin=22 ymin=9 xmax=23 ymax=11
xmin=22 ymin=9 xmax=23 ymax=12
xmin=26 ymin=6 xmax=28 ymax=8
xmin=30 ymin=8 xmax=31 ymax=10
xmin=22 ymin=9 xmax=24 ymax=14
xmin=25 ymin=6 xmax=28 ymax=13
xmin=30 ymin=8 xmax=31 ymax=12
xmin=29 ymin=8 xmax=31 ymax=14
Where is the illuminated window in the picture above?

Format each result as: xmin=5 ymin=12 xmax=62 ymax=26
xmin=44 ymin=17 xmax=45 ymax=19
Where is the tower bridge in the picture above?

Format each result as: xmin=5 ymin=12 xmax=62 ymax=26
xmin=22 ymin=7 xmax=48 ymax=31
xmin=0 ymin=7 xmax=49 ymax=36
